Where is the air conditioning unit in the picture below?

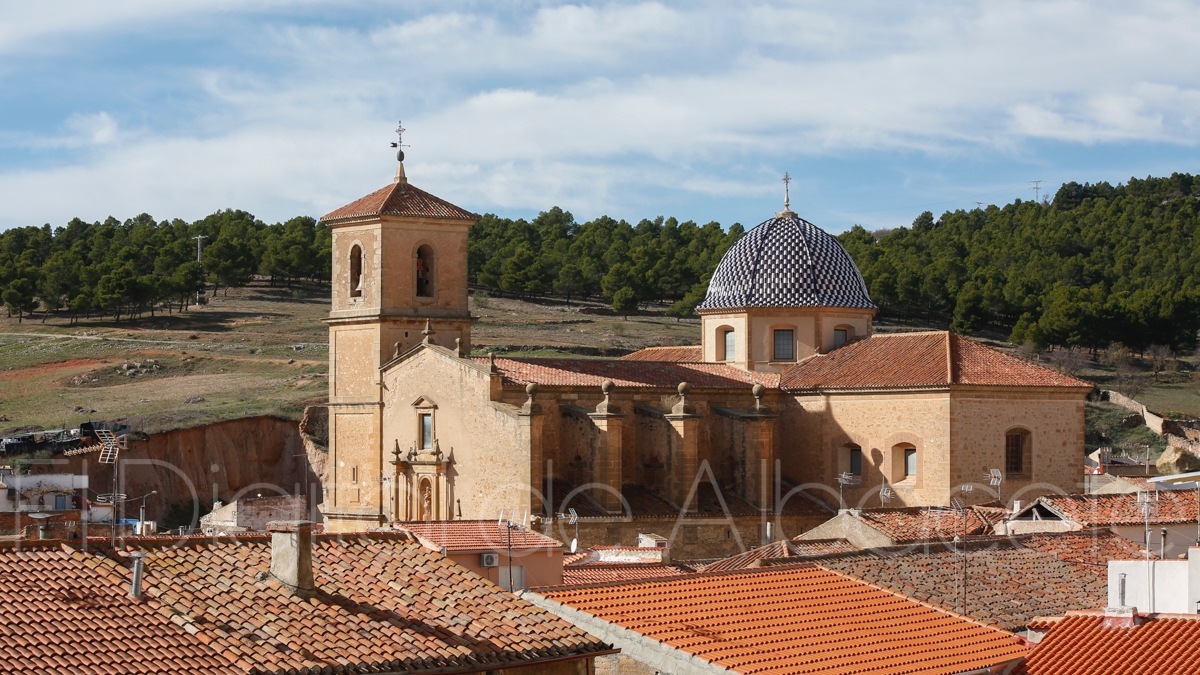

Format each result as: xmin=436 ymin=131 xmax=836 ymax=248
xmin=480 ymin=553 xmax=499 ymax=568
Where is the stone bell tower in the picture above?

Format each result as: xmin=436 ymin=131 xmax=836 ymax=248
xmin=320 ymin=123 xmax=477 ymax=531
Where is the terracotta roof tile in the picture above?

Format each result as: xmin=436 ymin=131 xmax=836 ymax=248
xmin=815 ymin=540 xmax=1109 ymax=631
xmin=1017 ymin=529 xmax=1153 ymax=573
xmin=1037 ymin=491 xmax=1198 ymax=527
xmin=1014 ymin=611 xmax=1200 ymax=675
xmin=780 ymin=332 xmax=1092 ymax=391
xmin=322 ymin=181 xmax=477 ymax=222
xmin=702 ymin=539 xmax=858 ymax=572
xmin=0 ymin=534 xmax=608 ymax=674
xmin=856 ymin=505 xmax=996 ymax=542
xmin=536 ymin=564 xmax=1027 ymax=675
xmin=396 ymin=520 xmax=563 ymax=552
xmin=619 ymin=346 xmax=703 ymax=362
xmin=558 ymin=564 xmax=691 ymax=586
xmin=0 ymin=545 xmax=239 ymax=675
xmin=478 ymin=357 xmax=777 ymax=389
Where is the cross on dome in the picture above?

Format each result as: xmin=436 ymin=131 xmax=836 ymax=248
xmin=783 ymin=172 xmax=792 ymax=210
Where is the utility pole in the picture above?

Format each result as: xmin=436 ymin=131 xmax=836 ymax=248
xmin=1029 ymin=180 xmax=1044 ymax=203
xmin=192 ymin=235 xmax=207 ymax=303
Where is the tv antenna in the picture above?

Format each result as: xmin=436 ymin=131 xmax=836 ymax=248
xmin=390 ymin=120 xmax=409 ymax=162
xmin=837 ymin=472 xmax=861 ymax=509
xmin=879 ymin=480 xmax=894 ymax=506
xmin=1029 ymin=180 xmax=1044 ymax=202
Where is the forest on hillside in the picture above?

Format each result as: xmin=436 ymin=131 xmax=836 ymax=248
xmin=838 ymin=173 xmax=1200 ymax=351
xmin=2 ymin=173 xmax=1199 ymax=352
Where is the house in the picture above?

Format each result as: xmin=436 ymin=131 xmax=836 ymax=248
xmin=0 ymin=522 xmax=613 ymax=674
xmin=555 ymin=535 xmax=693 ymax=586
xmin=705 ymin=529 xmax=1146 ymax=634
xmin=1104 ymin=545 xmax=1200 ymax=615
xmin=394 ymin=519 xmax=566 ymax=589
xmin=1015 ymin=611 xmax=1200 ymax=675
xmin=797 ymin=503 xmax=1007 ymax=548
xmin=1007 ymin=491 xmax=1199 ymax=558
xmin=0 ymin=469 xmax=112 ymax=538
xmin=524 ymin=564 xmax=1028 ymax=675
xmin=200 ymin=494 xmax=309 ymax=535
xmin=319 ymin=156 xmax=1091 ymax=557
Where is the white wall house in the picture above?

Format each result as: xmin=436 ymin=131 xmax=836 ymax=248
xmin=1108 ymin=547 xmax=1200 ymax=615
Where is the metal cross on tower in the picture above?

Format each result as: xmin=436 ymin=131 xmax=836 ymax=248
xmin=782 ymin=172 xmax=792 ymax=210
xmin=391 ymin=120 xmax=409 ymax=161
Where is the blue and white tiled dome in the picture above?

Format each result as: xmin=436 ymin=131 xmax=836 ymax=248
xmin=697 ymin=212 xmax=875 ymax=311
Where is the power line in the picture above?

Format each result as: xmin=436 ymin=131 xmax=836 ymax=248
xmin=1029 ymin=180 xmax=1044 ymax=202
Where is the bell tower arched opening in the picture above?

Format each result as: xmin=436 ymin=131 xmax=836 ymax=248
xmin=416 ymin=244 xmax=435 ymax=298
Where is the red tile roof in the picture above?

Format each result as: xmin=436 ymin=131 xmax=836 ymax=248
xmin=396 ymin=520 xmax=564 ymax=552
xmin=855 ymin=505 xmax=996 ymax=542
xmin=478 ymin=356 xmax=778 ymax=389
xmin=536 ymin=564 xmax=1028 ymax=675
xmin=1 ymin=534 xmax=609 ymax=675
xmin=815 ymin=541 xmax=1110 ymax=632
xmin=1014 ymin=611 xmax=1200 ymax=675
xmin=619 ymin=345 xmax=703 ymax=362
xmin=1036 ymin=491 xmax=1199 ymax=527
xmin=322 ymin=180 xmax=477 ymax=223
xmin=1017 ymin=529 xmax=1154 ymax=573
xmin=780 ymin=332 xmax=1092 ymax=391
xmin=559 ymin=563 xmax=691 ymax=586
xmin=701 ymin=539 xmax=858 ymax=572
xmin=0 ymin=544 xmax=237 ymax=675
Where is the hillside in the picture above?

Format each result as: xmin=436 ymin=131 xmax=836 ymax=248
xmin=0 ymin=280 xmax=704 ymax=436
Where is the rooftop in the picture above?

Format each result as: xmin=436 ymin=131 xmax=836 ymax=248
xmin=779 ymin=332 xmax=1092 ymax=391
xmin=477 ymin=356 xmax=778 ymax=389
xmin=619 ymin=345 xmax=703 ymax=362
xmin=701 ymin=538 xmax=858 ymax=572
xmin=0 ymin=533 xmax=609 ymax=675
xmin=814 ymin=540 xmax=1109 ymax=631
xmin=559 ymin=563 xmax=691 ymax=586
xmin=321 ymin=179 xmax=477 ymax=223
xmin=534 ymin=564 xmax=1027 ymax=675
xmin=395 ymin=519 xmax=564 ymax=552
xmin=853 ymin=504 xmax=997 ymax=542
xmin=1015 ymin=611 xmax=1200 ymax=675
xmin=1031 ymin=491 xmax=1199 ymax=527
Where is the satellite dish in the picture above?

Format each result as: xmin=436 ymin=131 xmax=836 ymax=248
xmin=570 ymin=538 xmax=578 ymax=553
xmin=28 ymin=512 xmax=52 ymax=520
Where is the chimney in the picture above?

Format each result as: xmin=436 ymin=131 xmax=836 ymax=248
xmin=267 ymin=520 xmax=315 ymax=598
xmin=1103 ymin=572 xmax=1141 ymax=628
xmin=129 ymin=552 xmax=147 ymax=599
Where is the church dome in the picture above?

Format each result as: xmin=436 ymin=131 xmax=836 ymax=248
xmin=697 ymin=212 xmax=875 ymax=311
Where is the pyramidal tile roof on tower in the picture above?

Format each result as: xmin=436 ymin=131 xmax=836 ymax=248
xmin=322 ymin=178 xmax=478 ymax=222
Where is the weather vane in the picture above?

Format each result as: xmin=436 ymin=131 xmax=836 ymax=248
xmin=390 ymin=120 xmax=409 ymax=161
xmin=782 ymin=172 xmax=792 ymax=210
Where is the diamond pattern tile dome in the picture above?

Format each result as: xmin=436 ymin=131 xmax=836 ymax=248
xmin=697 ymin=213 xmax=875 ymax=311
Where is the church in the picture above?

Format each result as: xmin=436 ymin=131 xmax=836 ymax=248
xmin=318 ymin=155 xmax=1091 ymax=554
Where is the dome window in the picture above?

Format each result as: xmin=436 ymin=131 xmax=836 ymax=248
xmin=773 ymin=329 xmax=795 ymax=361
xmin=722 ymin=328 xmax=736 ymax=361
xmin=834 ymin=328 xmax=848 ymax=349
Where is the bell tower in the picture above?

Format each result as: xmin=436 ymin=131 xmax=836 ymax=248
xmin=321 ymin=122 xmax=477 ymax=531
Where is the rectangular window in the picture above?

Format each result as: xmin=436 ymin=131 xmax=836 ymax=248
xmin=773 ymin=329 xmax=795 ymax=361
xmin=849 ymin=447 xmax=862 ymax=476
xmin=420 ymin=414 xmax=433 ymax=450
xmin=1006 ymin=434 xmax=1024 ymax=475
xmin=724 ymin=329 xmax=735 ymax=361
xmin=904 ymin=449 xmax=917 ymax=477
xmin=55 ymin=495 xmax=67 ymax=510
xmin=834 ymin=328 xmax=848 ymax=349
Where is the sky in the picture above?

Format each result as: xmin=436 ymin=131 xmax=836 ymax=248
xmin=1 ymin=1 xmax=1199 ymax=234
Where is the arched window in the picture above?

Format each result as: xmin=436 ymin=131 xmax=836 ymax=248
xmin=1005 ymin=428 xmax=1032 ymax=479
xmin=891 ymin=443 xmax=917 ymax=483
xmin=349 ymin=245 xmax=363 ymax=298
xmin=416 ymin=245 xmax=434 ymax=298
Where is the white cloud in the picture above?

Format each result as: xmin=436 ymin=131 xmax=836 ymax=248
xmin=3 ymin=1 xmax=1200 ymax=229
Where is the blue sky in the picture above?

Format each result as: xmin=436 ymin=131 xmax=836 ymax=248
xmin=1 ymin=1 xmax=1198 ymax=234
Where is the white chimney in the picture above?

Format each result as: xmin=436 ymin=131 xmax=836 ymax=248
xmin=267 ymin=520 xmax=315 ymax=598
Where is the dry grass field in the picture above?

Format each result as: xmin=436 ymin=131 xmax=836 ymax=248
xmin=2 ymin=279 xmax=1196 ymax=441
xmin=0 ymin=282 xmax=705 ymax=434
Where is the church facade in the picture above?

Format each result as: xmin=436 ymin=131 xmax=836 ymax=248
xmin=319 ymin=161 xmax=1092 ymax=552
